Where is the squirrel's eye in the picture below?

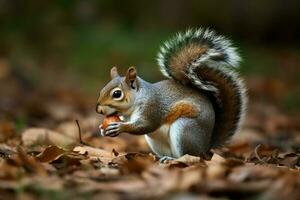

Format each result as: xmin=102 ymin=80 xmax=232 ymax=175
xmin=111 ymin=88 xmax=124 ymax=101
xmin=113 ymin=90 xmax=122 ymax=98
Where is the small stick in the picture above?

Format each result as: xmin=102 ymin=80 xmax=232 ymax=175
xmin=254 ymin=144 xmax=266 ymax=163
xmin=75 ymin=120 xmax=84 ymax=145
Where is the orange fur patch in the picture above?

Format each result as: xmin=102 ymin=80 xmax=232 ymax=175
xmin=164 ymin=101 xmax=200 ymax=124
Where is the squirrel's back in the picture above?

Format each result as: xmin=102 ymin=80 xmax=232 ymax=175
xmin=157 ymin=28 xmax=247 ymax=148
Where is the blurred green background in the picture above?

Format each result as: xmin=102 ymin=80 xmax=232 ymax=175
xmin=0 ymin=0 xmax=300 ymax=123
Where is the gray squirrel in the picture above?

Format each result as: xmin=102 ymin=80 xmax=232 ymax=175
xmin=96 ymin=28 xmax=247 ymax=161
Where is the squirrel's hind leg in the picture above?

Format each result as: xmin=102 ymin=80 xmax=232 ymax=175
xmin=170 ymin=117 xmax=213 ymax=158
xmin=145 ymin=125 xmax=173 ymax=157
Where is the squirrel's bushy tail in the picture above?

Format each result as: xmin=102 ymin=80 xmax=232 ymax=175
xmin=157 ymin=28 xmax=247 ymax=148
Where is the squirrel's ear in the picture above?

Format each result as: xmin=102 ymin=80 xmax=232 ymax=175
xmin=110 ymin=67 xmax=119 ymax=79
xmin=125 ymin=66 xmax=138 ymax=90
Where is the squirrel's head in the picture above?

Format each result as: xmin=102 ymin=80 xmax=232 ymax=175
xmin=96 ymin=66 xmax=139 ymax=117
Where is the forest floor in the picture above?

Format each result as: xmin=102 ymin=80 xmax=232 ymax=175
xmin=0 ymin=67 xmax=300 ymax=200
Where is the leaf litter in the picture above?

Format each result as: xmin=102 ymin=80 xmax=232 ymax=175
xmin=0 ymin=89 xmax=300 ymax=199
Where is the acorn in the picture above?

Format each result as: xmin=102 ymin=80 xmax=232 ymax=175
xmin=102 ymin=115 xmax=121 ymax=129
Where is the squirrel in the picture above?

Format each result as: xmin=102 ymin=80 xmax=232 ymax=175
xmin=96 ymin=28 xmax=247 ymax=161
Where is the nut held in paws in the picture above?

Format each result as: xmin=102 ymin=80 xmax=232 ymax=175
xmin=102 ymin=115 xmax=121 ymax=129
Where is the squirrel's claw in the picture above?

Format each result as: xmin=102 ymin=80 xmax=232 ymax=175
xmin=159 ymin=156 xmax=175 ymax=163
xmin=99 ymin=125 xmax=105 ymax=137
xmin=104 ymin=122 xmax=122 ymax=137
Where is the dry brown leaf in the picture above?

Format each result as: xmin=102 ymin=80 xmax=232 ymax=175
xmin=0 ymin=175 xmax=64 ymax=191
xmin=2 ymin=84 xmax=300 ymax=200
xmin=247 ymin=144 xmax=279 ymax=164
xmin=277 ymin=153 xmax=299 ymax=168
xmin=206 ymin=153 xmax=226 ymax=165
xmin=0 ymin=144 xmax=16 ymax=159
xmin=176 ymin=154 xmax=204 ymax=165
xmin=177 ymin=166 xmax=204 ymax=190
xmin=228 ymin=165 xmax=280 ymax=183
xmin=50 ymin=151 xmax=87 ymax=169
xmin=36 ymin=145 xmax=66 ymax=163
xmin=206 ymin=153 xmax=244 ymax=180
xmin=163 ymin=154 xmax=206 ymax=169
xmin=73 ymin=145 xmax=118 ymax=164
xmin=73 ymin=177 xmax=148 ymax=195
xmin=0 ymin=160 xmax=20 ymax=180
xmin=73 ymin=145 xmax=113 ymax=157
xmin=140 ymin=165 xmax=205 ymax=197
xmin=199 ymin=179 xmax=271 ymax=197
xmin=22 ymin=128 xmax=77 ymax=150
xmin=133 ymin=166 xmax=178 ymax=197
xmin=16 ymin=146 xmax=47 ymax=176
xmin=112 ymin=153 xmax=156 ymax=174
xmin=206 ymin=163 xmax=227 ymax=180
xmin=262 ymin=172 xmax=300 ymax=200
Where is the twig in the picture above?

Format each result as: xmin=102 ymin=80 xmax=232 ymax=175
xmin=75 ymin=120 xmax=84 ymax=145
xmin=254 ymin=144 xmax=266 ymax=163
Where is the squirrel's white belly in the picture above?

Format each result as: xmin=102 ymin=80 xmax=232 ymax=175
xmin=145 ymin=124 xmax=173 ymax=157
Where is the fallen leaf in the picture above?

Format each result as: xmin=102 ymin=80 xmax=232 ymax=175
xmin=50 ymin=151 xmax=87 ymax=169
xmin=36 ymin=146 xmax=66 ymax=163
xmin=206 ymin=163 xmax=227 ymax=180
xmin=176 ymin=154 xmax=204 ymax=165
xmin=0 ymin=160 xmax=19 ymax=180
xmin=277 ymin=153 xmax=299 ymax=168
xmin=16 ymin=146 xmax=47 ymax=176
xmin=262 ymin=172 xmax=300 ymax=200
xmin=22 ymin=128 xmax=77 ymax=150
xmin=177 ymin=166 xmax=204 ymax=190
xmin=112 ymin=153 xmax=156 ymax=174
xmin=228 ymin=165 xmax=280 ymax=183
xmin=73 ymin=145 xmax=117 ymax=164
xmin=206 ymin=153 xmax=227 ymax=165
xmin=0 ymin=144 xmax=16 ymax=159
xmin=163 ymin=154 xmax=206 ymax=169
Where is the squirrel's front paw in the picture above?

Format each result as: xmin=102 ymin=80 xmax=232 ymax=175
xmin=103 ymin=122 xmax=123 ymax=137
xmin=159 ymin=156 xmax=175 ymax=163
